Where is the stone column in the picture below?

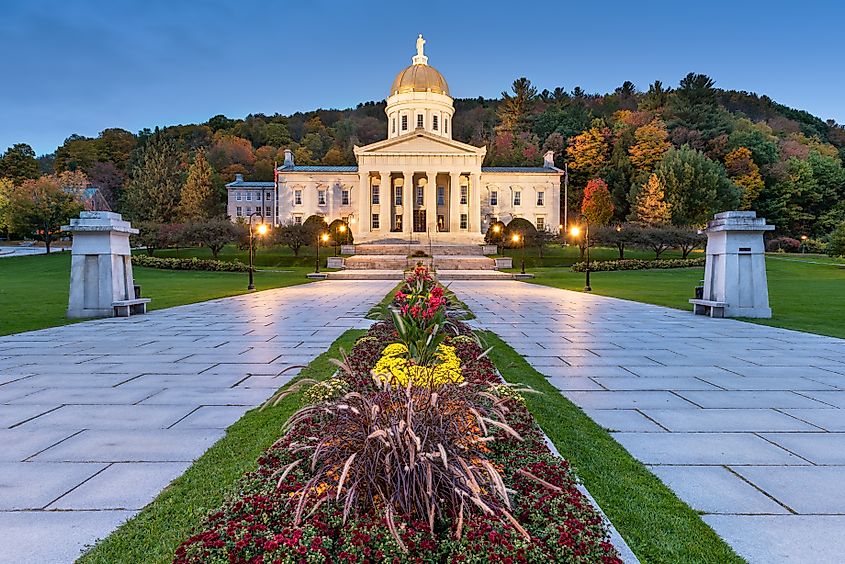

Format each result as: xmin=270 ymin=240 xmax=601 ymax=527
xmin=424 ymin=171 xmax=436 ymax=233
xmin=470 ymin=172 xmax=482 ymax=234
xmin=402 ymin=170 xmax=414 ymax=235
xmin=63 ymin=212 xmax=138 ymax=319
xmin=357 ymin=172 xmax=369 ymax=237
xmin=449 ymin=172 xmax=461 ymax=233
xmin=380 ymin=171 xmax=392 ymax=231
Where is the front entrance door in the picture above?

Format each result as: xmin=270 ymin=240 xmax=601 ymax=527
xmin=413 ymin=210 xmax=426 ymax=232
xmin=437 ymin=214 xmax=445 ymax=232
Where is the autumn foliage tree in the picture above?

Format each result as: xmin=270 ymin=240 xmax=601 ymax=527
xmin=628 ymin=119 xmax=671 ymax=175
xmin=566 ymin=123 xmax=610 ymax=179
xmin=724 ymin=147 xmax=764 ymax=209
xmin=7 ymin=175 xmax=83 ymax=253
xmin=581 ymin=178 xmax=615 ymax=225
xmin=631 ymin=173 xmax=672 ymax=225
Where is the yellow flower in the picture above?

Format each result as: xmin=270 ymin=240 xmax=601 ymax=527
xmin=373 ymin=343 xmax=462 ymax=387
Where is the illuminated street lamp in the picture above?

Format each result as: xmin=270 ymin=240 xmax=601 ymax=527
xmin=247 ymin=212 xmax=269 ymax=291
xmin=512 ymin=233 xmax=525 ymax=275
xmin=800 ymin=234 xmax=808 ymax=254
xmin=335 ymin=223 xmax=348 ymax=256
xmin=570 ymin=215 xmax=591 ymax=291
xmin=315 ymin=231 xmax=329 ymax=273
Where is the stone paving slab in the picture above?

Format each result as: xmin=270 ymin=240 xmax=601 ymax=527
xmin=0 ymin=279 xmax=394 ymax=561
xmin=449 ymin=280 xmax=845 ymax=562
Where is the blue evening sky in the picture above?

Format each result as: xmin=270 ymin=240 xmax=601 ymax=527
xmin=1 ymin=0 xmax=842 ymax=155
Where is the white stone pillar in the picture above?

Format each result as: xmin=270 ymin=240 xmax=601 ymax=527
xmin=449 ymin=172 xmax=461 ymax=233
xmin=357 ymin=172 xmax=369 ymax=237
xmin=380 ymin=171 xmax=392 ymax=231
xmin=402 ymin=170 xmax=414 ymax=235
xmin=470 ymin=172 xmax=482 ymax=234
xmin=63 ymin=212 xmax=138 ymax=319
xmin=424 ymin=171 xmax=436 ymax=234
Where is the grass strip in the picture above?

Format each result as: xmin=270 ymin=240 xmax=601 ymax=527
xmin=78 ymin=329 xmax=366 ymax=564
xmin=481 ymin=330 xmax=743 ymax=564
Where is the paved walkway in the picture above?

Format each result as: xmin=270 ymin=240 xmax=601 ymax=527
xmin=0 ymin=280 xmax=394 ymax=563
xmin=451 ymin=281 xmax=845 ymax=564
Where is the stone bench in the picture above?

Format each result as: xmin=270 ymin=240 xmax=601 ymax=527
xmin=689 ymin=298 xmax=728 ymax=318
xmin=112 ymin=298 xmax=151 ymax=317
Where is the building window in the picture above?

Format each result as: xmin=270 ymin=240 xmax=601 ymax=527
xmin=235 ymin=191 xmax=242 ymax=201
xmin=341 ymin=189 xmax=350 ymax=205
xmin=490 ymin=190 xmax=498 ymax=206
xmin=416 ymin=186 xmax=424 ymax=206
xmin=294 ymin=215 xmax=302 ymax=225
xmin=460 ymin=213 xmax=468 ymax=229
xmin=265 ymin=191 xmax=272 ymax=200
xmin=437 ymin=186 xmax=445 ymax=206
xmin=395 ymin=185 xmax=403 ymax=205
xmin=514 ymin=191 xmax=521 ymax=206
xmin=392 ymin=118 xmax=396 ymax=133
xmin=537 ymin=191 xmax=545 ymax=206
xmin=265 ymin=206 xmax=272 ymax=216
xmin=236 ymin=206 xmax=242 ymax=217
xmin=417 ymin=114 xmax=424 ymax=129
xmin=245 ymin=206 xmax=252 ymax=215
xmin=372 ymin=213 xmax=380 ymax=229
xmin=372 ymin=185 xmax=380 ymax=204
xmin=294 ymin=190 xmax=302 ymax=205
xmin=245 ymin=192 xmax=252 ymax=201
xmin=536 ymin=217 xmax=545 ymax=230
xmin=317 ymin=190 xmax=326 ymax=205
xmin=460 ymin=186 xmax=468 ymax=205
xmin=401 ymin=115 xmax=408 ymax=131
xmin=433 ymin=115 xmax=439 ymax=131
xmin=445 ymin=118 xmax=448 ymax=134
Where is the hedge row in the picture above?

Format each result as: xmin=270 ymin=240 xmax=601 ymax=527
xmin=571 ymin=257 xmax=706 ymax=272
xmin=131 ymin=255 xmax=250 ymax=272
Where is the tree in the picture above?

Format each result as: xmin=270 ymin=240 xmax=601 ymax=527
xmin=566 ymin=124 xmax=610 ymax=180
xmin=87 ymin=161 xmax=126 ymax=210
xmin=503 ymin=218 xmax=537 ymax=249
xmin=180 ymin=150 xmax=217 ymax=220
xmin=7 ymin=175 xmax=83 ymax=253
xmin=182 ymin=218 xmax=237 ymax=258
xmin=0 ymin=144 xmax=39 ymax=184
xmin=724 ymin=147 xmax=764 ymax=210
xmin=498 ymin=77 xmax=537 ymax=133
xmin=123 ymin=133 xmax=183 ymax=223
xmin=828 ymin=221 xmax=845 ymax=257
xmin=484 ymin=221 xmax=506 ymax=249
xmin=328 ymin=218 xmax=353 ymax=246
xmin=631 ymin=174 xmax=672 ymax=225
xmin=628 ymin=120 xmax=671 ymax=174
xmin=655 ymin=145 xmax=740 ymax=225
xmin=274 ymin=222 xmax=310 ymax=256
xmin=133 ymin=221 xmax=166 ymax=256
xmin=0 ymin=177 xmax=12 ymax=235
xmin=581 ymin=178 xmax=614 ymax=226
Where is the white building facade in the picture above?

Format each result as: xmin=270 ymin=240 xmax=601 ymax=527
xmin=228 ymin=36 xmax=562 ymax=243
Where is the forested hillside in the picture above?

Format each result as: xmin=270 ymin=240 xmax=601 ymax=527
xmin=2 ymin=72 xmax=844 ymax=240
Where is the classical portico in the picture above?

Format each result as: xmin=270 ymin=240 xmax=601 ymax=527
xmin=230 ymin=35 xmax=562 ymax=244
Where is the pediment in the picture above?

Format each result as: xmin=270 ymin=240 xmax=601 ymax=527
xmin=355 ymin=131 xmax=485 ymax=156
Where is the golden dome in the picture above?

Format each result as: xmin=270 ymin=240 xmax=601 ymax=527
xmin=390 ymin=63 xmax=450 ymax=96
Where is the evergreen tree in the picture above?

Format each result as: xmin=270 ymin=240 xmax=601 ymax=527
xmin=123 ymin=133 xmax=183 ymax=222
xmin=828 ymin=221 xmax=845 ymax=257
xmin=497 ymin=78 xmax=538 ymax=133
xmin=180 ymin=149 xmax=217 ymax=220
xmin=581 ymin=178 xmax=615 ymax=225
xmin=631 ymin=174 xmax=672 ymax=225
xmin=0 ymin=143 xmax=40 ymax=184
xmin=655 ymin=145 xmax=740 ymax=225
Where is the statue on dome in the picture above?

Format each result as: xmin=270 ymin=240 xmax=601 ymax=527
xmin=416 ymin=34 xmax=425 ymax=58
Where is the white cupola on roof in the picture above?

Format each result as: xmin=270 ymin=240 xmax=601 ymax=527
xmin=385 ymin=35 xmax=454 ymax=139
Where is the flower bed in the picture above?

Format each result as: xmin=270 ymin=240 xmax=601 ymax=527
xmin=174 ymin=266 xmax=621 ymax=563
xmin=571 ymin=257 xmax=705 ymax=272
xmin=132 ymin=255 xmax=250 ymax=272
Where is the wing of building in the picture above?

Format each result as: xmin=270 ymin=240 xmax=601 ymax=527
xmin=227 ymin=35 xmax=562 ymax=243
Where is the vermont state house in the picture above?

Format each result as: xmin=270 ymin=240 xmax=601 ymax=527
xmin=227 ymin=36 xmax=562 ymax=244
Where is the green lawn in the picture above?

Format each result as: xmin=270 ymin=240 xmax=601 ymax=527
xmin=495 ymin=243 xmax=695 ymax=268
xmin=78 ymin=329 xmax=365 ymax=564
xmin=0 ymin=252 xmax=313 ymax=336
xmin=523 ymin=254 xmax=845 ymax=339
xmin=483 ymin=331 xmax=742 ymax=563
xmin=155 ymin=242 xmax=345 ymax=268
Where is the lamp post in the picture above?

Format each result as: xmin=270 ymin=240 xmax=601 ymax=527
xmin=247 ymin=212 xmax=269 ymax=291
xmin=335 ymin=223 xmax=347 ymax=256
xmin=512 ymin=233 xmax=525 ymax=274
xmin=315 ymin=231 xmax=329 ymax=273
xmin=493 ymin=223 xmax=502 ymax=254
xmin=570 ymin=214 xmax=591 ymax=291
xmin=800 ymin=234 xmax=808 ymax=254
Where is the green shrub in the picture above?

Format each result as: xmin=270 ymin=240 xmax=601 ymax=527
xmin=829 ymin=222 xmax=845 ymax=257
xmin=571 ymin=257 xmax=705 ymax=272
xmin=131 ymin=255 xmax=250 ymax=272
